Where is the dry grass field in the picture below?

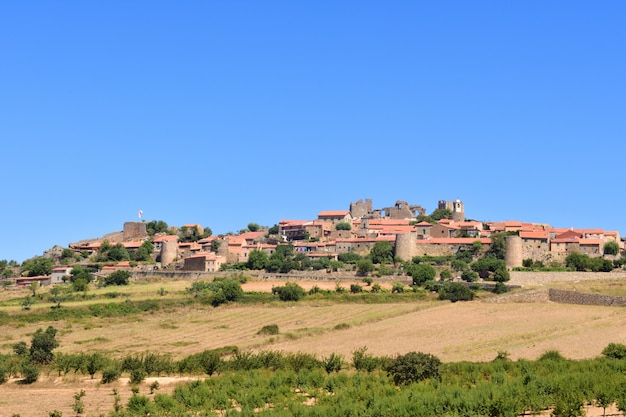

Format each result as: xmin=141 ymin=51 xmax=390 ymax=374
xmin=2 ymin=273 xmax=626 ymax=416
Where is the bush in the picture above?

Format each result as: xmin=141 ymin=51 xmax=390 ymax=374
xmin=101 ymin=367 xmax=121 ymax=384
xmin=352 ymin=347 xmax=380 ymax=372
xmin=602 ymin=343 xmax=626 ymax=359
xmin=408 ymin=264 xmax=436 ymax=286
xmin=258 ymin=324 xmax=279 ymax=335
xmin=21 ymin=363 xmax=40 ymax=384
xmin=391 ymin=282 xmax=405 ymax=293
xmin=604 ymin=241 xmax=620 ymax=256
xmin=322 ymin=353 xmax=343 ymax=373
xmin=438 ymin=282 xmax=474 ymax=302
xmin=104 ymin=270 xmax=131 ymax=286
xmin=272 ymin=282 xmax=305 ymax=301
xmin=493 ymin=282 xmax=509 ymax=294
xmin=356 ymin=259 xmax=375 ymax=276
xmin=386 ymin=351 xmax=441 ymax=385
xmin=350 ymin=284 xmax=363 ymax=294
xmin=538 ymin=350 xmax=566 ymax=361
xmin=461 ymin=270 xmax=479 ymax=282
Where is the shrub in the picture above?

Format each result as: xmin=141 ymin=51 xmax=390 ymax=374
xmin=352 ymin=346 xmax=380 ymax=372
xmin=356 ymin=259 xmax=375 ymax=276
xmin=272 ymin=282 xmax=306 ymax=301
xmin=391 ymin=282 xmax=405 ymax=293
xmin=361 ymin=277 xmax=373 ymax=286
xmin=371 ymin=283 xmax=382 ymax=293
xmin=104 ymin=270 xmax=131 ymax=286
xmin=461 ymin=270 xmax=479 ymax=282
xmin=493 ymin=282 xmax=509 ymax=294
xmin=350 ymin=284 xmax=363 ymax=293
xmin=386 ymin=351 xmax=441 ymax=385
xmin=492 ymin=268 xmax=510 ymax=282
xmin=602 ymin=343 xmax=626 ymax=359
xmin=258 ymin=324 xmax=279 ymax=335
xmin=538 ymin=350 xmax=566 ymax=361
xmin=438 ymin=282 xmax=474 ymax=302
xmin=322 ymin=353 xmax=343 ymax=373
xmin=21 ymin=363 xmax=40 ymax=384
xmin=408 ymin=264 xmax=436 ymax=286
xmin=101 ymin=367 xmax=120 ymax=384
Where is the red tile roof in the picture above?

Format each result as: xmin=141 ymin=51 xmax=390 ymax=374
xmin=318 ymin=210 xmax=350 ymax=217
xmin=520 ymin=231 xmax=549 ymax=239
xmin=415 ymin=238 xmax=492 ymax=245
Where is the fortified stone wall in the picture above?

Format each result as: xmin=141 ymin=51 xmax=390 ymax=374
xmin=123 ymin=222 xmax=148 ymax=240
xmin=350 ymin=199 xmax=372 ymax=219
xmin=521 ymin=241 xmax=551 ymax=263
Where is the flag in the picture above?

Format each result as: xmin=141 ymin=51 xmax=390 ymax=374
xmin=138 ymin=210 xmax=143 ymax=219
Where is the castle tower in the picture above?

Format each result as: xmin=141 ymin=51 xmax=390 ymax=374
xmin=438 ymin=199 xmax=465 ymax=222
xmin=160 ymin=237 xmax=179 ymax=266
xmin=505 ymin=235 xmax=523 ymax=269
xmin=395 ymin=232 xmax=417 ymax=263
xmin=123 ymin=222 xmax=148 ymax=240
xmin=451 ymin=199 xmax=464 ymax=222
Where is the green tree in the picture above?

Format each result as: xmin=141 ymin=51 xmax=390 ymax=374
xmin=109 ymin=244 xmax=130 ymax=261
xmin=356 ymin=259 xmax=375 ymax=276
xmin=431 ymin=208 xmax=452 ymax=221
xmin=21 ymin=257 xmax=54 ymax=277
xmin=272 ymin=282 xmax=305 ymax=301
xmin=338 ymin=252 xmax=362 ymax=264
xmin=30 ymin=326 xmax=59 ymax=364
xmin=438 ymin=282 xmax=474 ymax=302
xmin=369 ymin=241 xmax=394 ymax=264
xmin=492 ymin=267 xmax=510 ymax=282
xmin=602 ymin=342 xmax=626 ymax=359
xmin=407 ymin=264 xmax=436 ymax=286
xmin=461 ymin=270 xmax=479 ymax=282
xmin=386 ymin=351 xmax=441 ymax=385
xmin=199 ymin=350 xmax=222 ymax=376
xmin=247 ymin=249 xmax=268 ymax=270
xmin=604 ymin=241 xmax=620 ymax=256
xmin=29 ymin=281 xmax=40 ymax=297
xmin=145 ymin=220 xmax=169 ymax=236
xmin=486 ymin=232 xmax=507 ymax=259
xmin=49 ymin=286 xmax=64 ymax=308
xmin=104 ymin=270 xmax=131 ymax=286
xmin=335 ymin=222 xmax=352 ymax=231
xmin=247 ymin=223 xmax=260 ymax=232
xmin=133 ymin=240 xmax=154 ymax=262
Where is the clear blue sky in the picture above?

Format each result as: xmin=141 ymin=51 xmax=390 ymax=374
xmin=1 ymin=1 xmax=625 ymax=263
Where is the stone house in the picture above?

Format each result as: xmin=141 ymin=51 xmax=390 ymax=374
xmin=317 ymin=210 xmax=352 ymax=225
xmin=183 ymin=252 xmax=225 ymax=272
xmin=51 ymin=266 xmax=73 ymax=284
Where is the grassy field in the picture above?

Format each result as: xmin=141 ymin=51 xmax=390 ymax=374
xmin=2 ymin=274 xmax=626 ymax=416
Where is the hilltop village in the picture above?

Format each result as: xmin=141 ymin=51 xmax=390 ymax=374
xmin=12 ymin=198 xmax=624 ymax=287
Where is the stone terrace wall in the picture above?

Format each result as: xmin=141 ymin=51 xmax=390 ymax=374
xmin=547 ymin=289 xmax=626 ymax=307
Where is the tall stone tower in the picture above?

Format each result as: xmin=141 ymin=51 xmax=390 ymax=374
xmin=350 ymin=199 xmax=373 ymax=219
xmin=123 ymin=222 xmax=148 ymax=240
xmin=505 ymin=235 xmax=523 ymax=269
xmin=395 ymin=232 xmax=417 ymax=263
xmin=160 ymin=237 xmax=179 ymax=266
xmin=438 ymin=199 xmax=465 ymax=222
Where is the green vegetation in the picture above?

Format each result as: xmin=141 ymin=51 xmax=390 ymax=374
xmin=335 ymin=221 xmax=352 ymax=231
xmin=44 ymin=345 xmax=626 ymax=417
